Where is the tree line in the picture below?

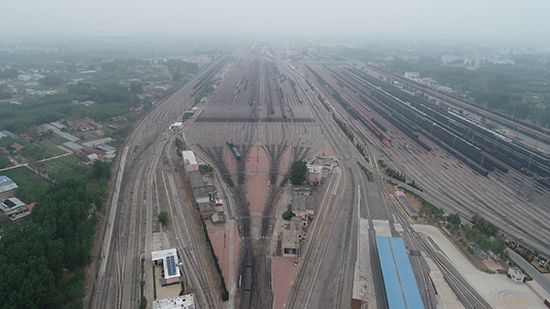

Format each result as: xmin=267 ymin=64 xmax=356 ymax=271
xmin=0 ymin=161 xmax=110 ymax=308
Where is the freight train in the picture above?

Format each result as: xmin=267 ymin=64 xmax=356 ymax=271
xmin=305 ymin=64 xmax=391 ymax=147
xmin=340 ymin=66 xmax=550 ymax=177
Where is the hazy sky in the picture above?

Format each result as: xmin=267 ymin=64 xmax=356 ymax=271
xmin=2 ymin=0 xmax=549 ymax=42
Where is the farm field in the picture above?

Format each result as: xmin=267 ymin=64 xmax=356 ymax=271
xmin=42 ymin=155 xmax=84 ymax=172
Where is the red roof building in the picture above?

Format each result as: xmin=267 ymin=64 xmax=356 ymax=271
xmin=26 ymin=203 xmax=35 ymax=211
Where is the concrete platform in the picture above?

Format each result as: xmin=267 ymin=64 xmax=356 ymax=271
xmin=414 ymin=224 xmax=550 ymax=308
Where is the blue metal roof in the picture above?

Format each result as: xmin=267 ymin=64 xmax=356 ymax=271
xmin=391 ymin=237 xmax=425 ymax=309
xmin=0 ymin=176 xmax=18 ymax=194
xmin=376 ymin=235 xmax=425 ymax=309
xmin=376 ymin=235 xmax=406 ymax=308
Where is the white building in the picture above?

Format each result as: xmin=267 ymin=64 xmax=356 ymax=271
xmin=153 ymin=294 xmax=197 ymax=309
xmin=182 ymin=150 xmax=198 ymax=172
xmin=169 ymin=122 xmax=183 ymax=130
xmin=507 ymin=267 xmax=525 ymax=283
xmin=404 ymin=72 xmax=420 ymax=79
xmin=152 ymin=248 xmax=181 ymax=285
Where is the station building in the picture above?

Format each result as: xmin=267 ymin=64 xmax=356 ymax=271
xmin=507 ymin=267 xmax=525 ymax=283
xmin=151 ymin=248 xmax=181 ymax=286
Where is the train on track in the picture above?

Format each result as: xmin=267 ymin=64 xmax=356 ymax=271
xmin=340 ymin=66 xmax=550 ymax=182
xmin=227 ymin=139 xmax=241 ymax=160
xmin=305 ymin=64 xmax=391 ymax=147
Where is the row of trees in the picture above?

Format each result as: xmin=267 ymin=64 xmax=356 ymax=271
xmin=290 ymin=160 xmax=307 ymax=185
xmin=0 ymin=82 xmax=137 ymax=133
xmin=0 ymin=161 xmax=110 ymax=308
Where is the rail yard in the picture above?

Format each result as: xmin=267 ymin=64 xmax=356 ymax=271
xmin=91 ymin=48 xmax=550 ymax=309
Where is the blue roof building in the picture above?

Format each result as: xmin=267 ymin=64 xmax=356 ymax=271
xmin=0 ymin=176 xmax=18 ymax=194
xmin=376 ymin=235 xmax=425 ymax=309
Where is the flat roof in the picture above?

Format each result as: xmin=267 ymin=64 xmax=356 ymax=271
xmin=282 ymin=230 xmax=297 ymax=248
xmin=151 ymin=248 xmax=181 ymax=280
xmin=63 ymin=141 xmax=83 ymax=150
xmin=188 ymin=170 xmax=204 ymax=189
xmin=153 ymin=294 xmax=196 ymax=309
xmin=313 ymin=156 xmax=334 ymax=166
xmin=2 ymin=197 xmax=26 ymax=210
xmin=182 ymin=151 xmax=198 ymax=166
xmin=292 ymin=194 xmax=314 ymax=212
xmin=376 ymin=235 xmax=425 ymax=309
xmin=81 ymin=137 xmax=113 ymax=148
xmin=306 ymin=164 xmax=322 ymax=174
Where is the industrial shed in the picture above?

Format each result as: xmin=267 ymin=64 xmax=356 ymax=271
xmin=376 ymin=235 xmax=425 ymax=309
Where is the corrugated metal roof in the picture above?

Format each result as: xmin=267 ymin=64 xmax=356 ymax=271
xmin=376 ymin=235 xmax=425 ymax=309
xmin=391 ymin=237 xmax=425 ymax=309
xmin=0 ymin=176 xmax=18 ymax=194
xmin=376 ymin=235 xmax=406 ymax=308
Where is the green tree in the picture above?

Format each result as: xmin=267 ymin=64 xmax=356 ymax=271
xmin=67 ymin=63 xmax=78 ymax=73
xmin=172 ymin=72 xmax=182 ymax=81
xmin=199 ymin=164 xmax=214 ymax=175
xmin=102 ymin=62 xmax=117 ymax=72
xmin=0 ymin=152 xmax=10 ymax=168
xmin=158 ymin=211 xmax=169 ymax=225
xmin=447 ymin=213 xmax=461 ymax=226
xmin=282 ymin=210 xmax=296 ymax=220
xmin=130 ymin=82 xmax=143 ymax=94
xmin=139 ymin=296 xmax=147 ymax=309
xmin=39 ymin=74 xmax=64 ymax=86
xmin=92 ymin=160 xmax=111 ymax=181
xmin=290 ymin=160 xmax=307 ymax=185
xmin=0 ymin=90 xmax=12 ymax=99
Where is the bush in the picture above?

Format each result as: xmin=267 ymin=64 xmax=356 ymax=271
xmin=158 ymin=211 xmax=169 ymax=225
xmin=282 ymin=211 xmax=296 ymax=220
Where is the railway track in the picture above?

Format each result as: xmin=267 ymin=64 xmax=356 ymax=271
xmin=92 ymin=58 xmax=228 ymax=309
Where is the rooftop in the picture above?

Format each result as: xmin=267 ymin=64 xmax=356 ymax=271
xmin=151 ymin=248 xmax=181 ymax=280
xmin=306 ymin=164 xmax=322 ymax=174
xmin=188 ymin=170 xmax=204 ymax=189
xmin=2 ymin=197 xmax=26 ymax=210
xmin=313 ymin=156 xmax=334 ymax=166
xmin=153 ymin=294 xmax=196 ymax=309
xmin=182 ymin=151 xmax=198 ymax=166
xmin=0 ymin=176 xmax=18 ymax=194
xmin=376 ymin=235 xmax=424 ymax=309
xmin=292 ymin=194 xmax=315 ymax=213
xmin=282 ymin=230 xmax=298 ymax=249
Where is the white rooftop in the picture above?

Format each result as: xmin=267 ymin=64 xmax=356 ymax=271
xmin=306 ymin=164 xmax=322 ymax=174
xmin=182 ymin=151 xmax=198 ymax=166
xmin=153 ymin=294 xmax=196 ymax=309
xmin=152 ymin=248 xmax=181 ymax=280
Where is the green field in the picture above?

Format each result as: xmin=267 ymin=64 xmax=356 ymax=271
xmin=37 ymin=141 xmax=66 ymax=157
xmin=43 ymin=155 xmax=84 ymax=172
xmin=0 ymin=166 xmax=46 ymax=183
xmin=1 ymin=166 xmax=36 ymax=179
